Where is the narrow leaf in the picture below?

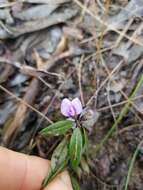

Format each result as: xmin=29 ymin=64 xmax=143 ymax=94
xmin=82 ymin=128 xmax=89 ymax=155
xmin=42 ymin=159 xmax=67 ymax=187
xmin=69 ymin=127 xmax=83 ymax=170
xmin=42 ymin=138 xmax=69 ymax=187
xmin=51 ymin=138 xmax=69 ymax=170
xmin=40 ymin=120 xmax=73 ymax=136
xmin=71 ymin=176 xmax=81 ymax=190
xmin=124 ymin=140 xmax=143 ymax=190
xmin=80 ymin=157 xmax=90 ymax=174
xmin=95 ymin=75 xmax=143 ymax=154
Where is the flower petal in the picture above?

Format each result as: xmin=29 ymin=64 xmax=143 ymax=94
xmin=61 ymin=98 xmax=72 ymax=117
xmin=68 ymin=106 xmax=76 ymax=117
xmin=71 ymin=98 xmax=83 ymax=115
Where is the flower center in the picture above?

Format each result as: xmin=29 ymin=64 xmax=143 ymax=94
xmin=68 ymin=105 xmax=76 ymax=117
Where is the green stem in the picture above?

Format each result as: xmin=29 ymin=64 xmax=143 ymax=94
xmin=124 ymin=140 xmax=143 ymax=190
xmin=95 ymin=75 xmax=143 ymax=154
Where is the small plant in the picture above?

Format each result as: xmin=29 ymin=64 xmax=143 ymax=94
xmin=40 ymin=97 xmax=89 ymax=189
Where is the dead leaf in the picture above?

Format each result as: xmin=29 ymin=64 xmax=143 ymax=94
xmin=109 ymin=0 xmax=143 ymax=28
xmin=0 ymin=101 xmax=15 ymax=125
xmin=20 ymin=0 xmax=71 ymax=4
xmin=0 ymin=64 xmax=13 ymax=83
xmin=107 ymin=79 xmax=126 ymax=93
xmin=1 ymin=6 xmax=78 ymax=38
xmin=13 ymin=4 xmax=61 ymax=21
xmin=0 ymin=8 xmax=13 ymax=23
xmin=113 ymin=44 xmax=143 ymax=64
xmin=63 ymin=26 xmax=83 ymax=40
xmin=3 ymin=78 xmax=39 ymax=145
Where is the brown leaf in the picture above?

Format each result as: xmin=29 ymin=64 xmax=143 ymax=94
xmin=3 ymin=78 xmax=39 ymax=145
xmin=2 ymin=6 xmax=78 ymax=38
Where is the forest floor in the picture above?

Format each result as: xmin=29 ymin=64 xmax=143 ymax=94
xmin=0 ymin=0 xmax=143 ymax=189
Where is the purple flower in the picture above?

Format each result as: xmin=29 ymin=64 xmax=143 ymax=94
xmin=61 ymin=98 xmax=83 ymax=117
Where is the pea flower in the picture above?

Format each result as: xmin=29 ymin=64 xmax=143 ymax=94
xmin=61 ymin=98 xmax=83 ymax=117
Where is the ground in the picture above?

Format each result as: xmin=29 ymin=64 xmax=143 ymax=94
xmin=0 ymin=0 xmax=143 ymax=189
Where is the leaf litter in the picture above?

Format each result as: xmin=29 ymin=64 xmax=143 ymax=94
xmin=0 ymin=0 xmax=143 ymax=189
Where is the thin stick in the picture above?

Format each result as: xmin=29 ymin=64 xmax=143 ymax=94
xmin=97 ymin=94 xmax=143 ymax=112
xmin=107 ymin=82 xmax=116 ymax=122
xmin=114 ymin=18 xmax=134 ymax=48
xmin=86 ymin=60 xmax=123 ymax=106
xmin=100 ymin=56 xmax=143 ymax=118
xmin=74 ymin=0 xmax=143 ymax=46
xmin=78 ymin=55 xmax=85 ymax=106
xmin=94 ymin=74 xmax=143 ymax=154
xmin=0 ymin=85 xmax=52 ymax=124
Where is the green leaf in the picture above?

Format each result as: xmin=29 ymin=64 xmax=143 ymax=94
xmin=124 ymin=141 xmax=143 ymax=190
xmin=40 ymin=120 xmax=73 ymax=136
xmin=82 ymin=128 xmax=88 ymax=154
xmin=42 ymin=138 xmax=69 ymax=187
xmin=95 ymin=75 xmax=143 ymax=154
xmin=71 ymin=176 xmax=81 ymax=190
xmin=80 ymin=157 xmax=90 ymax=174
xmin=69 ymin=127 xmax=83 ymax=170
xmin=74 ymin=166 xmax=82 ymax=178
xmin=51 ymin=138 xmax=69 ymax=170
xmin=42 ymin=159 xmax=67 ymax=188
